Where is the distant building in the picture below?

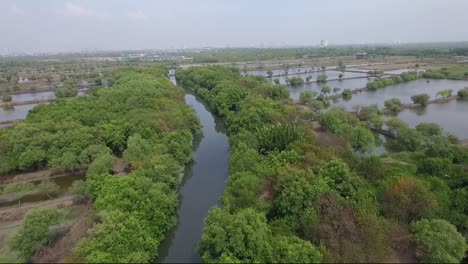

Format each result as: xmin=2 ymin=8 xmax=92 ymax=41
xmin=320 ymin=40 xmax=328 ymax=48
xmin=355 ymin=53 xmax=367 ymax=60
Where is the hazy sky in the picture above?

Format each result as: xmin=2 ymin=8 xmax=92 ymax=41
xmin=1 ymin=0 xmax=467 ymax=53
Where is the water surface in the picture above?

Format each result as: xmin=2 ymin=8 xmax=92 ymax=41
xmin=0 ymin=104 xmax=38 ymax=122
xmin=397 ymin=100 xmax=468 ymax=139
xmin=333 ymin=79 xmax=468 ymax=111
xmin=158 ymin=92 xmax=230 ymax=263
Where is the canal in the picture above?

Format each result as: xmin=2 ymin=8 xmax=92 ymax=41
xmin=158 ymin=91 xmax=230 ymax=263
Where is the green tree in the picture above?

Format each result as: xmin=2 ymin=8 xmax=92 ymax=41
xmin=9 ymin=208 xmax=62 ymax=260
xmin=320 ymin=85 xmax=331 ymax=95
xmin=349 ymin=126 xmax=375 ymax=152
xmin=299 ymin=91 xmax=314 ymax=104
xmin=45 ymin=74 xmax=53 ymax=84
xmin=410 ymin=218 xmax=467 ymax=263
xmin=380 ymin=177 xmax=437 ymax=223
xmin=37 ymin=180 xmax=60 ymax=198
xmin=198 ymin=207 xmax=273 ymax=263
xmin=1 ymin=94 xmax=12 ymax=103
xmin=317 ymin=73 xmax=328 ymax=83
xmin=457 ymin=88 xmax=468 ymax=99
xmin=272 ymin=235 xmax=322 ymax=263
xmin=411 ymin=93 xmax=430 ymax=107
xmin=384 ymin=98 xmax=401 ymax=112
xmin=436 ymin=89 xmax=453 ymax=98
xmin=266 ymin=70 xmax=273 ymax=78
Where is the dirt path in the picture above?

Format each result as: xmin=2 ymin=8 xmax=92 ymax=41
xmin=31 ymin=202 xmax=93 ymax=263
xmin=0 ymin=196 xmax=74 ymax=222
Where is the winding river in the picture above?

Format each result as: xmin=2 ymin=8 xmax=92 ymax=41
xmin=158 ymin=91 xmax=230 ymax=263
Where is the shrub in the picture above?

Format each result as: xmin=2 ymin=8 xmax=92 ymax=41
xmin=411 ymin=93 xmax=430 ymax=107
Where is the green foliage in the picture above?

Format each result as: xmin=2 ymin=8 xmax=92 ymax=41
xmin=1 ymin=182 xmax=34 ymax=194
xmin=457 ymin=87 xmax=468 ymax=99
xmin=380 ymin=177 xmax=437 ymax=223
xmin=256 ymin=123 xmax=299 ymax=154
xmin=74 ymin=210 xmax=158 ymax=263
xmin=199 ymin=207 xmax=273 ymax=263
xmin=366 ymin=77 xmax=394 ymax=90
xmin=342 ymin=88 xmax=352 ymax=98
xmin=37 ymin=180 xmax=60 ymax=198
xmin=177 ymin=65 xmax=468 ymax=263
xmin=272 ymin=169 xmax=329 ymax=219
xmin=423 ymin=66 xmax=468 ymax=80
xmin=9 ymin=208 xmax=62 ymax=260
xmin=436 ymin=89 xmax=453 ymax=98
xmin=286 ymin=76 xmax=304 ymax=86
xmin=410 ymin=218 xmax=467 ymax=263
xmin=320 ymin=85 xmax=331 ymax=95
xmin=384 ymin=98 xmax=401 ymax=112
xmin=316 ymin=73 xmax=327 ymax=83
xmin=319 ymin=107 xmax=376 ymax=152
xmin=299 ymin=91 xmax=314 ymax=104
xmin=222 ymin=172 xmax=262 ymax=211
xmin=0 ymin=67 xmax=200 ymax=175
xmin=1 ymin=94 xmax=12 ymax=102
xmin=272 ymin=235 xmax=322 ymax=263
xmin=411 ymin=93 xmax=430 ymax=107
xmin=357 ymin=106 xmax=384 ymax=129
xmin=349 ymin=126 xmax=375 ymax=152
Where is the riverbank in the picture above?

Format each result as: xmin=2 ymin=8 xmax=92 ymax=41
xmin=0 ymin=168 xmax=87 ymax=186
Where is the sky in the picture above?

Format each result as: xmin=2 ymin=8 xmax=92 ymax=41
xmin=1 ymin=0 xmax=468 ymax=53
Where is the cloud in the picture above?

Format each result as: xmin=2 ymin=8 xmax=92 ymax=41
xmin=64 ymin=1 xmax=93 ymax=17
xmin=127 ymin=10 xmax=147 ymax=20
xmin=10 ymin=5 xmax=25 ymax=16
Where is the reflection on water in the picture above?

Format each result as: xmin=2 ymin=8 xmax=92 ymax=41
xmin=397 ymin=100 xmax=468 ymax=139
xmin=158 ymin=93 xmax=229 ymax=263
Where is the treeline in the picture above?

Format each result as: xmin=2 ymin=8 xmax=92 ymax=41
xmin=0 ymin=67 xmax=201 ymax=262
xmin=423 ymin=66 xmax=468 ymax=80
xmin=176 ymin=66 xmax=468 ymax=263
xmin=185 ymin=44 xmax=468 ymax=63
xmin=366 ymin=71 xmax=420 ymax=90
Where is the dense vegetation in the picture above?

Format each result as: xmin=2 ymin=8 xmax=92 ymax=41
xmin=177 ymin=66 xmax=468 ymax=263
xmin=423 ymin=66 xmax=468 ymax=80
xmin=186 ymin=43 xmax=468 ymax=63
xmin=1 ymin=67 xmax=200 ymax=262
xmin=366 ymin=71 xmax=419 ymax=91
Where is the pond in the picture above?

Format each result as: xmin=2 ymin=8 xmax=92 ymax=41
xmin=397 ymin=100 xmax=468 ymax=139
xmin=332 ymin=79 xmax=468 ymax=111
xmin=0 ymin=104 xmax=38 ymax=122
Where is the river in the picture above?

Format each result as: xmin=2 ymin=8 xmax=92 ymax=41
xmin=158 ymin=92 xmax=230 ymax=263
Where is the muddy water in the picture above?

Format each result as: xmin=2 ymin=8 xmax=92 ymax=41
xmin=0 ymin=173 xmax=85 ymax=208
